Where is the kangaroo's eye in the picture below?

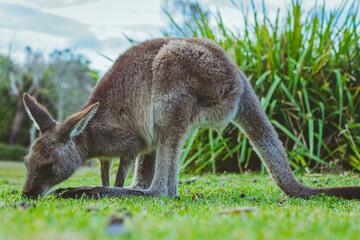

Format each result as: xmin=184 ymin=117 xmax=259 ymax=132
xmin=39 ymin=163 xmax=53 ymax=174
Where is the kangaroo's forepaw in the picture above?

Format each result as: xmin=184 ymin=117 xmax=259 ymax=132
xmin=61 ymin=187 xmax=102 ymax=199
xmin=48 ymin=186 xmax=153 ymax=199
xmin=48 ymin=186 xmax=103 ymax=199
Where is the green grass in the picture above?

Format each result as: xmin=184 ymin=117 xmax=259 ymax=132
xmin=1 ymin=161 xmax=360 ymax=240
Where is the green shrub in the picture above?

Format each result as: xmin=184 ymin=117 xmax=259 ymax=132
xmin=0 ymin=143 xmax=27 ymax=161
xmin=164 ymin=1 xmax=360 ymax=173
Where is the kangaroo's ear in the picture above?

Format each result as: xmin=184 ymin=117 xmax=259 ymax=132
xmin=23 ymin=93 xmax=56 ymax=133
xmin=57 ymin=102 xmax=99 ymax=142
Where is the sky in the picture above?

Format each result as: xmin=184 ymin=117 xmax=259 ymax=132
xmin=0 ymin=0 xmax=346 ymax=75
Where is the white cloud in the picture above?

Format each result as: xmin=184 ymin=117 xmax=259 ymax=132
xmin=0 ymin=0 xmax=101 ymax=8
xmin=0 ymin=3 xmax=101 ymax=49
xmin=0 ymin=0 xmax=167 ymax=73
xmin=0 ymin=0 xmax=356 ymax=74
xmin=43 ymin=0 xmax=165 ymax=27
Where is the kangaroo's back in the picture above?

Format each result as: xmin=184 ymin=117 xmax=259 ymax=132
xmin=85 ymin=39 xmax=171 ymax=146
xmin=88 ymin=39 xmax=169 ymax=106
xmin=85 ymin=38 xmax=241 ymax=146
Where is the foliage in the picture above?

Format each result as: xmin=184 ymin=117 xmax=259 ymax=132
xmin=0 ymin=144 xmax=27 ymax=161
xmin=45 ymin=49 xmax=98 ymax=122
xmin=164 ymin=0 xmax=360 ymax=173
xmin=0 ymin=54 xmax=33 ymax=146
xmin=162 ymin=0 xmax=210 ymax=37
xmin=6 ymin=47 xmax=47 ymax=145
xmin=1 ymin=162 xmax=360 ymax=239
xmin=0 ymin=78 xmax=17 ymax=143
xmin=0 ymin=48 xmax=97 ymax=147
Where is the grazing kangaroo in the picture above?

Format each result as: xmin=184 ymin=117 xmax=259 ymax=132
xmin=22 ymin=38 xmax=360 ymax=200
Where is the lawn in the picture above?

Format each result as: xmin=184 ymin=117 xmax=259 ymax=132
xmin=1 ymin=161 xmax=360 ymax=240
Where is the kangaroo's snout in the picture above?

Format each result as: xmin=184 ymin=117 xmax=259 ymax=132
xmin=22 ymin=184 xmax=49 ymax=199
xmin=22 ymin=189 xmax=40 ymax=199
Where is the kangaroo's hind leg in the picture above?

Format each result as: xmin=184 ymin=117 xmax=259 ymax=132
xmin=146 ymin=128 xmax=187 ymax=197
xmin=144 ymin=92 xmax=195 ymax=197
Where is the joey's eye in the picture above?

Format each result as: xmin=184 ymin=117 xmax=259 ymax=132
xmin=39 ymin=163 xmax=53 ymax=174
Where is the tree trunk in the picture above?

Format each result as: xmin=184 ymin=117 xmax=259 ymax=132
xmin=9 ymin=93 xmax=26 ymax=145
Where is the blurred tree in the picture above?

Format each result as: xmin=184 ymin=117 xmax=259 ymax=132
xmin=46 ymin=49 xmax=97 ymax=122
xmin=4 ymin=47 xmax=46 ymax=145
xmin=0 ymin=55 xmax=19 ymax=144
xmin=0 ymin=47 xmax=98 ymax=147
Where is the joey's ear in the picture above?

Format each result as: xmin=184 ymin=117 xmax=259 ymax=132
xmin=57 ymin=102 xmax=99 ymax=142
xmin=23 ymin=93 xmax=56 ymax=133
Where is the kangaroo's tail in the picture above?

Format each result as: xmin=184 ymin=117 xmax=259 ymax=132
xmin=233 ymin=72 xmax=360 ymax=200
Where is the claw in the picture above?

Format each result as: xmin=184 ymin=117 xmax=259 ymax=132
xmin=47 ymin=188 xmax=68 ymax=196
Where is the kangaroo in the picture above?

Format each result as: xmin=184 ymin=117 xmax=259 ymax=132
xmin=22 ymin=38 xmax=360 ymax=200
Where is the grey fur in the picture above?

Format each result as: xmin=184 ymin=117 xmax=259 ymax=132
xmin=22 ymin=38 xmax=360 ymax=200
xmin=100 ymin=159 xmax=111 ymax=187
